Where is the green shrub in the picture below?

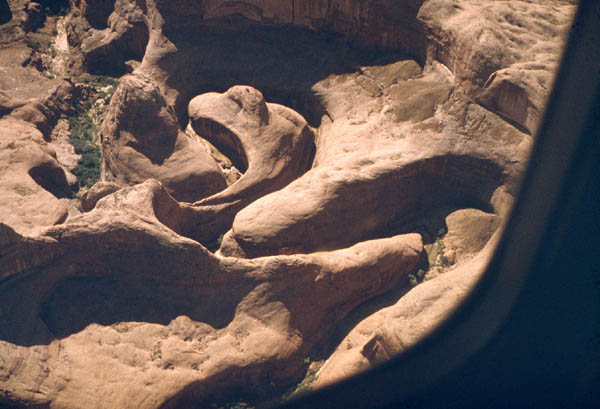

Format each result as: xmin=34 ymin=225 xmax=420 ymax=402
xmin=67 ymin=75 xmax=119 ymax=189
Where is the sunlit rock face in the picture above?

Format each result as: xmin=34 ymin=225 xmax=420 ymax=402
xmin=0 ymin=1 xmax=576 ymax=408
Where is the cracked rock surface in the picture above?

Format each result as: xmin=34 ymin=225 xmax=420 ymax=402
xmin=0 ymin=1 xmax=576 ymax=408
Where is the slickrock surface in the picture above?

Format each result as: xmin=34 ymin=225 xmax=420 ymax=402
xmin=0 ymin=0 xmax=576 ymax=408
xmin=189 ymin=85 xmax=315 ymax=207
xmin=0 ymin=116 xmax=70 ymax=235
xmin=101 ymin=73 xmax=228 ymax=203
xmin=418 ymin=0 xmax=576 ymax=133
xmin=0 ymin=180 xmax=423 ymax=409
xmin=312 ymin=210 xmax=501 ymax=388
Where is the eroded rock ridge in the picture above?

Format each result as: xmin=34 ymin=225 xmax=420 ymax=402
xmin=0 ymin=1 xmax=576 ymax=408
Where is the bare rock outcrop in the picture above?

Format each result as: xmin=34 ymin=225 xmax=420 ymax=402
xmin=174 ymin=85 xmax=315 ymax=244
xmin=418 ymin=0 xmax=576 ymax=133
xmin=80 ymin=180 xmax=122 ymax=211
xmin=312 ymin=224 xmax=500 ymax=389
xmin=9 ymin=79 xmax=77 ymax=138
xmin=67 ymin=0 xmax=426 ymax=74
xmin=101 ymin=73 xmax=227 ymax=203
xmin=0 ymin=179 xmax=422 ymax=409
xmin=219 ymin=59 xmax=528 ymax=258
xmin=189 ymin=85 xmax=315 ymax=206
xmin=201 ymin=0 xmax=427 ymax=55
xmin=65 ymin=0 xmax=147 ymax=73
xmin=0 ymin=116 xmax=71 ymax=236
xmin=0 ymin=0 xmax=577 ymax=407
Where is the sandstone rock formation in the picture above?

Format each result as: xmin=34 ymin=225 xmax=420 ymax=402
xmin=0 ymin=0 xmax=577 ymax=408
xmin=189 ymin=85 xmax=315 ymax=207
xmin=101 ymin=73 xmax=228 ymax=203
xmin=80 ymin=180 xmax=121 ymax=211
xmin=0 ymin=78 xmax=81 ymax=236
xmin=67 ymin=0 xmax=426 ymax=74
xmin=0 ymin=179 xmax=423 ymax=409
xmin=0 ymin=116 xmax=70 ymax=235
xmin=312 ymin=210 xmax=501 ymax=388
xmin=418 ymin=0 xmax=576 ymax=133
xmin=219 ymin=61 xmax=526 ymax=258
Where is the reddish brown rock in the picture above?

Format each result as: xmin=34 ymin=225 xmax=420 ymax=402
xmin=65 ymin=0 xmax=147 ymax=73
xmin=80 ymin=180 xmax=122 ymax=211
xmin=10 ymin=80 xmax=77 ymax=138
xmin=189 ymin=85 xmax=314 ymax=206
xmin=67 ymin=0 xmax=426 ymax=75
xmin=201 ymin=0 xmax=426 ymax=55
xmin=219 ymin=61 xmax=527 ymax=258
xmin=0 ymin=1 xmax=576 ymax=407
xmin=101 ymin=73 xmax=228 ymax=203
xmin=0 ymin=179 xmax=423 ymax=409
xmin=0 ymin=89 xmax=27 ymax=116
xmin=0 ymin=117 xmax=70 ymax=235
xmin=312 ymin=222 xmax=502 ymax=389
xmin=418 ymin=0 xmax=576 ymax=133
xmin=180 ymin=85 xmax=315 ymax=244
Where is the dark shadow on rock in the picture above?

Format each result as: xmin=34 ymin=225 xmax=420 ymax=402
xmin=86 ymin=22 xmax=149 ymax=76
xmin=155 ymin=23 xmax=422 ymax=129
xmin=39 ymin=275 xmax=243 ymax=338
xmin=0 ymin=0 xmax=12 ymax=25
xmin=39 ymin=0 xmax=69 ymax=15
xmin=0 ymin=224 xmax=255 ymax=347
xmin=28 ymin=161 xmax=73 ymax=199
xmin=225 ymin=154 xmax=504 ymax=258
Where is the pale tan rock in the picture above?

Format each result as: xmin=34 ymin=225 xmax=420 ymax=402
xmin=0 ymin=179 xmax=423 ymax=409
xmin=101 ymin=73 xmax=228 ymax=203
xmin=0 ymin=1 xmax=576 ymax=407
xmin=0 ymin=48 xmax=78 ymax=236
xmin=0 ymin=117 xmax=70 ymax=235
xmin=0 ymin=89 xmax=27 ymax=116
xmin=9 ymin=80 xmax=77 ymax=138
xmin=312 ymin=228 xmax=501 ymax=389
xmin=48 ymin=118 xmax=80 ymax=172
xmin=220 ymin=62 xmax=527 ymax=258
xmin=418 ymin=0 xmax=576 ymax=133
xmin=80 ymin=180 xmax=122 ymax=211
xmin=444 ymin=208 xmax=500 ymax=264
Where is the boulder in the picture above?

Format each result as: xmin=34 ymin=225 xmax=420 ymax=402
xmin=80 ymin=180 xmax=122 ymax=211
